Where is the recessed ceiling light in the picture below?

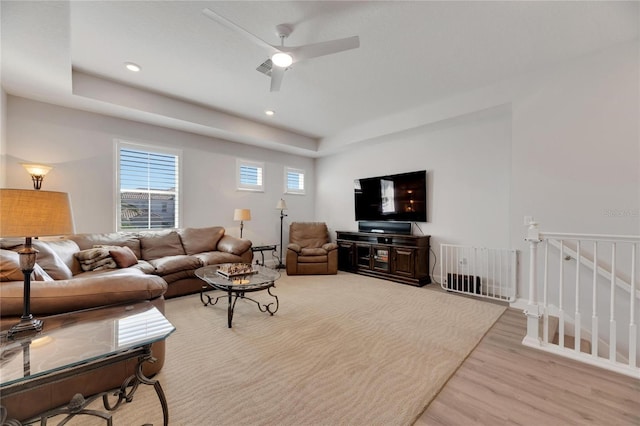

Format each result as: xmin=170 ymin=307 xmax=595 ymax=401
xmin=265 ymin=110 xmax=275 ymax=116
xmin=124 ymin=62 xmax=141 ymax=72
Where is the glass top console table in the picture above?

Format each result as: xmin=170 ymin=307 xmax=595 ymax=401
xmin=0 ymin=301 xmax=175 ymax=425
xmin=196 ymin=264 xmax=280 ymax=328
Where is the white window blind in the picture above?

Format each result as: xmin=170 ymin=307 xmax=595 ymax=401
xmin=237 ymin=159 xmax=264 ymax=191
xmin=285 ymin=167 xmax=305 ymax=194
xmin=118 ymin=143 xmax=180 ymax=230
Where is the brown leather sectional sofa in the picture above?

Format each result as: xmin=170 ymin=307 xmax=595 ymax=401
xmin=0 ymin=226 xmax=252 ymax=421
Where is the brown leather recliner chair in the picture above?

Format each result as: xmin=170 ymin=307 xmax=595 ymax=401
xmin=286 ymin=222 xmax=338 ymax=275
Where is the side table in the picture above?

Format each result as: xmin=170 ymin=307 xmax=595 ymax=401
xmin=0 ymin=302 xmax=175 ymax=425
xmin=251 ymin=244 xmax=277 ymax=266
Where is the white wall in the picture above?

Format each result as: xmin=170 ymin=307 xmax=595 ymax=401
xmin=509 ymin=40 xmax=639 ymax=301
xmin=316 ymin=105 xmax=512 ymax=279
xmin=317 ymin=39 xmax=639 ymax=301
xmin=5 ymin=97 xmax=315 ymax=252
xmin=0 ymin=88 xmax=6 ymax=186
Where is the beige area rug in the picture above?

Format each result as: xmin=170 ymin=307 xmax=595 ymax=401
xmin=80 ymin=272 xmax=505 ymax=426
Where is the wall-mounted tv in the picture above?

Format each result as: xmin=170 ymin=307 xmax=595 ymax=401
xmin=354 ymin=170 xmax=427 ymax=222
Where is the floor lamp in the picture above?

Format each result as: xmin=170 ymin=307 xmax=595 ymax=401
xmin=0 ymin=189 xmax=75 ymax=337
xmin=276 ymin=199 xmax=287 ymax=270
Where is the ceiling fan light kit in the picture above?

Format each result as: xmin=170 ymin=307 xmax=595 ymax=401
xmin=271 ymin=52 xmax=293 ymax=68
xmin=202 ymin=8 xmax=360 ymax=92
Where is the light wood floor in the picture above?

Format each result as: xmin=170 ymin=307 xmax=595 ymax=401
xmin=414 ymin=307 xmax=640 ymax=426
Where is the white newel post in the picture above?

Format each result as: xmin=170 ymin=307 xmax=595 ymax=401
xmin=523 ymin=221 xmax=541 ymax=346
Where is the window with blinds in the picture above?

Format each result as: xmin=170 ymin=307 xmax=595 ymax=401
xmin=117 ymin=142 xmax=181 ymax=230
xmin=237 ymin=159 xmax=264 ymax=192
xmin=285 ymin=167 xmax=305 ymax=195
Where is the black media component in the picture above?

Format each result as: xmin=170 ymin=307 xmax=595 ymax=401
xmin=354 ymin=170 xmax=427 ymax=222
xmin=446 ymin=273 xmax=481 ymax=294
xmin=358 ymin=221 xmax=412 ymax=235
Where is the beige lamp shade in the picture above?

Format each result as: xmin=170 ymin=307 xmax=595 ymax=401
xmin=21 ymin=163 xmax=52 ymax=177
xmin=0 ymin=189 xmax=75 ymax=237
xmin=233 ymin=209 xmax=251 ymax=221
xmin=276 ymin=199 xmax=287 ymax=210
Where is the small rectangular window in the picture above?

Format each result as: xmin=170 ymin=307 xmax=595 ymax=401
xmin=237 ymin=159 xmax=264 ymax=192
xmin=117 ymin=141 xmax=181 ymax=230
xmin=285 ymin=167 xmax=305 ymax=195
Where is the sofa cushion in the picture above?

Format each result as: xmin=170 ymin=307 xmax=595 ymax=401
xmin=178 ymin=227 xmax=225 ymax=255
xmin=32 ymin=241 xmax=74 ymax=280
xmin=69 ymin=233 xmax=142 ymax=259
xmin=147 ymin=255 xmax=202 ymax=276
xmin=109 ymin=246 xmax=138 ymax=268
xmin=160 ymin=269 xmax=196 ymax=284
xmin=297 ymin=255 xmax=329 ymax=263
xmin=0 ymin=249 xmax=53 ymax=282
xmin=140 ymin=231 xmax=185 ymax=261
xmin=216 ymin=235 xmax=252 ymax=255
xmin=131 ymin=259 xmax=155 ymax=274
xmin=300 ymin=247 xmax=327 ymax=256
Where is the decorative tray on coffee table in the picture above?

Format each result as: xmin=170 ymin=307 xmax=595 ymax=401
xmin=215 ymin=263 xmax=258 ymax=278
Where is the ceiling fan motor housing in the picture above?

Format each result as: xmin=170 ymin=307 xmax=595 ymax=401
xmin=275 ymin=24 xmax=293 ymax=40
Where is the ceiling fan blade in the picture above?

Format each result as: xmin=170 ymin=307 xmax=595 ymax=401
xmin=202 ymin=8 xmax=278 ymax=54
xmin=270 ymin=66 xmax=285 ymax=92
xmin=284 ymin=36 xmax=360 ymax=62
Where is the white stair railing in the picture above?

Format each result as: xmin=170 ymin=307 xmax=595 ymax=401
xmin=523 ymin=222 xmax=639 ymax=378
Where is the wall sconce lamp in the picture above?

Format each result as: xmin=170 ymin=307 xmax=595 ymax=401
xmin=233 ymin=209 xmax=251 ymax=238
xmin=0 ymin=189 xmax=75 ymax=337
xmin=276 ymin=199 xmax=288 ymax=270
xmin=21 ymin=163 xmax=53 ymax=190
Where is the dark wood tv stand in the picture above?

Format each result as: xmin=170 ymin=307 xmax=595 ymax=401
xmin=336 ymin=231 xmax=431 ymax=287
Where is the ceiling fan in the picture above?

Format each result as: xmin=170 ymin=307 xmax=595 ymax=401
xmin=202 ymin=8 xmax=360 ymax=92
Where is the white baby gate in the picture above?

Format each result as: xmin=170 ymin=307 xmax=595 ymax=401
xmin=440 ymin=244 xmax=517 ymax=302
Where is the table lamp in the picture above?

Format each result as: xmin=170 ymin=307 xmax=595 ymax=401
xmin=276 ymin=199 xmax=287 ymax=270
xmin=0 ymin=189 xmax=75 ymax=337
xmin=233 ymin=208 xmax=251 ymax=238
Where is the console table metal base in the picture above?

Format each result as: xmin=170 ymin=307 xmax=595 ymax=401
xmin=1 ymin=346 xmax=168 ymax=426
xmin=200 ymin=287 xmax=279 ymax=328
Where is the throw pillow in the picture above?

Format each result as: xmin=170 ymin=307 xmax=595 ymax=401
xmin=31 ymin=241 xmax=74 ymax=280
xmin=0 ymin=249 xmax=53 ymax=282
xmin=109 ymin=246 xmax=138 ymax=268
xmin=74 ymin=248 xmax=116 ymax=272
xmin=44 ymin=239 xmax=82 ymax=275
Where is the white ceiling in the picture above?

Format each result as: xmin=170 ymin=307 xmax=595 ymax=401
xmin=2 ymin=1 xmax=638 ymax=157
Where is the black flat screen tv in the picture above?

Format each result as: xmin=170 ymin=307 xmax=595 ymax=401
xmin=354 ymin=170 xmax=427 ymax=222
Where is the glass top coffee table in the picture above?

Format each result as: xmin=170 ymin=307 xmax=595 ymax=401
xmin=0 ymin=301 xmax=175 ymax=425
xmin=195 ymin=264 xmax=280 ymax=328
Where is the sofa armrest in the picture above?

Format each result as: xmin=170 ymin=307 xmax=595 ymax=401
xmin=322 ymin=242 xmax=339 ymax=251
xmin=216 ymin=235 xmax=252 ymax=256
xmin=287 ymin=243 xmax=302 ymax=253
xmin=0 ymin=270 xmax=167 ymax=316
